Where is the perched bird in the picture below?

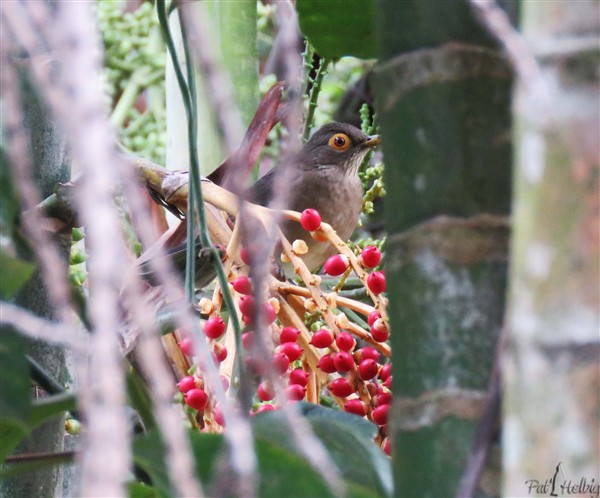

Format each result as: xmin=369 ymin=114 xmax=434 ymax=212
xmin=248 ymin=122 xmax=380 ymax=272
xmin=143 ymin=122 xmax=380 ymax=286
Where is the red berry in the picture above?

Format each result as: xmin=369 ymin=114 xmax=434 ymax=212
xmin=374 ymin=392 xmax=392 ymax=406
xmin=357 ymin=346 xmax=379 ymax=362
xmin=372 ymin=404 xmax=390 ymax=426
xmin=204 ymin=316 xmax=226 ymax=339
xmin=379 ymin=363 xmax=392 ymax=382
xmin=285 ymin=384 xmax=306 ymax=401
xmin=240 ymin=247 xmax=251 ymax=265
xmin=372 ymin=317 xmax=388 ymax=334
xmin=317 ymin=354 xmax=336 ymax=373
xmin=289 ymin=368 xmax=309 ymax=387
xmin=185 ymin=388 xmax=208 ymax=411
xmin=272 ymin=352 xmax=290 ymax=374
xmin=371 ymin=326 xmax=389 ymax=343
xmin=179 ymin=338 xmax=194 ymax=356
xmin=232 ymin=275 xmax=252 ymax=295
xmin=358 ymin=359 xmax=379 ymax=380
xmin=324 ymin=254 xmax=349 ymax=276
xmin=383 ymin=438 xmax=391 ymax=456
xmin=279 ymin=326 xmax=300 ymax=344
xmin=367 ymin=310 xmax=381 ymax=327
xmin=367 ymin=381 xmax=384 ymax=397
xmin=261 ymin=302 xmax=277 ymax=324
xmin=177 ymin=376 xmax=196 ymax=393
xmin=300 ymin=208 xmax=322 ymax=232
xmin=277 ymin=342 xmax=303 ymax=362
xmin=256 ymin=404 xmax=276 ymax=414
xmin=333 ymin=351 xmax=355 ymax=373
xmin=329 ymin=378 xmax=354 ymax=397
xmin=384 ymin=376 xmax=393 ymax=389
xmin=239 ymin=295 xmax=256 ymax=317
xmin=310 ymin=329 xmax=333 ymax=348
xmin=335 ymin=332 xmax=355 ymax=352
xmin=360 ymin=246 xmax=381 ymax=268
xmin=344 ymin=399 xmax=367 ymax=417
xmin=257 ymin=381 xmax=275 ymax=401
xmin=367 ymin=271 xmax=386 ymax=294
xmin=242 ymin=331 xmax=254 ymax=350
xmin=213 ymin=406 xmax=225 ymax=426
xmin=213 ymin=343 xmax=228 ymax=363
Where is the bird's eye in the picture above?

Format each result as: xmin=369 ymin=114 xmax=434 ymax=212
xmin=328 ymin=133 xmax=351 ymax=151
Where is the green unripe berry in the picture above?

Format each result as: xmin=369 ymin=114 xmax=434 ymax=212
xmin=70 ymin=249 xmax=87 ymax=265
xmin=72 ymin=227 xmax=85 ymax=241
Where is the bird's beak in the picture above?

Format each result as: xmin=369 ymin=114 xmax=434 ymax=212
xmin=362 ymin=135 xmax=381 ymax=148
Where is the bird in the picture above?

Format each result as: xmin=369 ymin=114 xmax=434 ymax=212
xmin=143 ymin=122 xmax=380 ymax=286
xmin=247 ymin=122 xmax=380 ymax=272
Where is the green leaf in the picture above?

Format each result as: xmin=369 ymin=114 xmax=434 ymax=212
xmin=253 ymin=436 xmax=333 ymax=498
xmin=127 ymin=368 xmax=157 ymax=431
xmin=0 ymin=250 xmax=35 ymax=300
xmin=128 ymin=481 xmax=161 ymax=498
xmin=29 ymin=392 xmax=77 ymax=428
xmin=0 ymin=332 xmax=31 ymax=437
xmin=133 ymin=429 xmax=334 ymax=497
xmin=0 ymin=393 xmax=76 ymax=464
xmin=0 ymin=146 xmax=18 ymax=236
xmin=0 ymin=331 xmax=77 ymax=463
xmin=133 ymin=431 xmax=179 ymax=497
xmin=296 ymin=0 xmax=377 ymax=59
xmin=0 ymin=147 xmax=33 ymax=300
xmin=0 ymin=422 xmax=29 ymax=464
xmin=133 ymin=430 xmax=226 ymax=497
xmin=252 ymin=402 xmax=393 ymax=497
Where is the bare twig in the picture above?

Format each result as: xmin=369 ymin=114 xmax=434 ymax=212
xmin=0 ymin=303 xmax=84 ymax=352
xmin=184 ymin=2 xmax=347 ymax=494
xmin=121 ymin=274 xmax=207 ymax=498
xmin=4 ymin=450 xmax=76 ymax=464
xmin=158 ymin=5 xmax=258 ymax=495
xmin=0 ymin=8 xmax=73 ymax=324
xmin=456 ymin=332 xmax=503 ymax=498
xmin=3 ymin=3 xmax=132 ymax=496
xmin=28 ymin=3 xmax=132 ymax=495
xmin=469 ymin=0 xmax=554 ymax=122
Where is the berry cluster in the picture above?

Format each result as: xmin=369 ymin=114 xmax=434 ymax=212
xmin=175 ymin=207 xmax=392 ymax=455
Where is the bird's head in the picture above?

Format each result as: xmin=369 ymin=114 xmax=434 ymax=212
xmin=298 ymin=122 xmax=380 ymax=174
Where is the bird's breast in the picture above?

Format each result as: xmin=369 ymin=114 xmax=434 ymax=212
xmin=281 ymin=169 xmax=363 ymax=271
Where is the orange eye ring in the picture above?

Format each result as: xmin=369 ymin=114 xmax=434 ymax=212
xmin=328 ymin=133 xmax=351 ymax=152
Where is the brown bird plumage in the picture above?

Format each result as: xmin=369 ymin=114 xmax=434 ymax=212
xmin=143 ymin=122 xmax=380 ymax=286
xmin=249 ymin=122 xmax=379 ymax=271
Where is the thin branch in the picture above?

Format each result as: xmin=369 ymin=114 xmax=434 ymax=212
xmin=157 ymin=5 xmax=257 ymax=495
xmin=0 ymin=10 xmax=74 ymax=324
xmin=121 ymin=274 xmax=206 ymax=498
xmin=0 ymin=303 xmax=84 ymax=352
xmin=456 ymin=332 xmax=503 ymax=498
xmin=469 ymin=0 xmax=554 ymax=123
xmin=4 ymin=2 xmax=134 ymax=495
xmin=4 ymin=450 xmax=76 ymax=464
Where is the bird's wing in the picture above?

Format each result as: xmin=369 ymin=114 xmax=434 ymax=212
xmin=247 ymin=168 xmax=277 ymax=207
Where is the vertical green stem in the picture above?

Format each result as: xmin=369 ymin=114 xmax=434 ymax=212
xmin=156 ymin=0 xmax=243 ymax=380
xmin=179 ymin=14 xmax=199 ymax=303
xmin=302 ymin=57 xmax=330 ymax=142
